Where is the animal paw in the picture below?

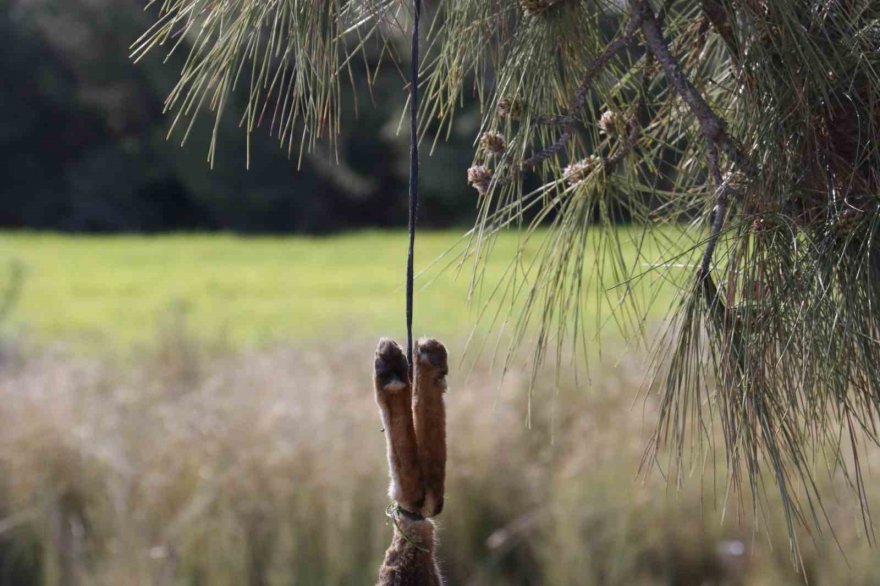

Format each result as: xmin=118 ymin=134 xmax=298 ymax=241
xmin=415 ymin=338 xmax=448 ymax=375
xmin=375 ymin=338 xmax=409 ymax=391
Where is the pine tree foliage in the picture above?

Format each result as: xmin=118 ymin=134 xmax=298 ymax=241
xmin=135 ymin=0 xmax=880 ymax=537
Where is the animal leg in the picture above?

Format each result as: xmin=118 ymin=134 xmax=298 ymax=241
xmin=412 ymin=337 xmax=448 ymax=518
xmin=374 ymin=338 xmax=424 ymax=513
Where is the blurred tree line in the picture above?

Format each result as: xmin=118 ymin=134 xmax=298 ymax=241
xmin=0 ymin=0 xmax=478 ymax=233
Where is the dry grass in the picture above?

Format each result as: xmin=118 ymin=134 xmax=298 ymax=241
xmin=0 ymin=321 xmax=877 ymax=586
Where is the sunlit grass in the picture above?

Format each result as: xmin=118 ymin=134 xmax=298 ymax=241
xmin=0 ymin=229 xmax=679 ymax=350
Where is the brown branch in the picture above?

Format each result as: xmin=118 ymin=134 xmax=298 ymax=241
xmin=532 ymin=114 xmax=576 ymax=126
xmin=636 ymin=2 xmax=722 ymax=148
xmin=521 ymin=15 xmax=643 ymax=170
xmin=700 ymin=143 xmax=731 ymax=278
xmin=700 ymin=0 xmax=740 ymax=63
xmin=635 ymin=0 xmax=754 ymax=172
xmin=631 ymin=0 xmax=752 ymax=291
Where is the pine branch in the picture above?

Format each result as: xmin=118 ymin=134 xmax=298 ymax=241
xmin=604 ymin=54 xmax=653 ymax=168
xmin=520 ymin=14 xmax=643 ymax=171
xmin=700 ymin=0 xmax=739 ymax=62
xmin=631 ymin=0 xmax=752 ymax=289
xmin=604 ymin=98 xmax=645 ymax=167
xmin=633 ymin=0 xmax=751 ymax=174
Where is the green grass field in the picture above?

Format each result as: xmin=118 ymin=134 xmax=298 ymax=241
xmin=0 ymin=230 xmax=679 ymax=350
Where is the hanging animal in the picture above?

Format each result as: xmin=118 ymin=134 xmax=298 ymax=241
xmin=373 ymin=337 xmax=448 ymax=586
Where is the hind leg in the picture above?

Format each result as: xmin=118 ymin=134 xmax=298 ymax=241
xmin=374 ymin=338 xmax=424 ymax=513
xmin=412 ymin=338 xmax=448 ymax=518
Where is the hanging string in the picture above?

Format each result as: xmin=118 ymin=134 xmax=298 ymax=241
xmin=405 ymin=0 xmax=421 ymax=376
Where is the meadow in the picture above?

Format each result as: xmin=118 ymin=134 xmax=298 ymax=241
xmin=0 ymin=231 xmax=877 ymax=586
xmin=0 ymin=230 xmax=679 ymax=350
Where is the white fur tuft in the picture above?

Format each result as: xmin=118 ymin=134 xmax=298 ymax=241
xmin=383 ymin=379 xmax=407 ymax=392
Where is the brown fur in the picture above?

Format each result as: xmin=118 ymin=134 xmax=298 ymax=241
xmin=412 ymin=338 xmax=448 ymax=518
xmin=374 ymin=338 xmax=424 ymax=513
xmin=376 ymin=513 xmax=443 ymax=586
xmin=374 ymin=337 xmax=448 ymax=586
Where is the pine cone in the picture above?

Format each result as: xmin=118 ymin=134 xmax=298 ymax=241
xmin=598 ymin=110 xmax=623 ymax=137
xmin=563 ymin=156 xmax=600 ymax=187
xmin=467 ymin=165 xmax=493 ymax=196
xmin=497 ymin=98 xmax=522 ymax=120
xmin=479 ymin=131 xmax=507 ymax=155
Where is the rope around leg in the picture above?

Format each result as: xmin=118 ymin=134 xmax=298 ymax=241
xmin=385 ymin=503 xmax=430 ymax=553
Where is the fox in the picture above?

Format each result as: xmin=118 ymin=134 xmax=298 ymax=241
xmin=373 ymin=337 xmax=448 ymax=586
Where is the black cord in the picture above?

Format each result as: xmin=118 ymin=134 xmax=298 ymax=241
xmin=406 ymin=0 xmax=421 ymax=377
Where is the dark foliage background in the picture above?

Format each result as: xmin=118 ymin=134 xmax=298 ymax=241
xmin=1 ymin=0 xmax=478 ymax=233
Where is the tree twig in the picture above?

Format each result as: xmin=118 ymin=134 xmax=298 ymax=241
xmin=633 ymin=0 xmax=751 ymax=174
xmin=521 ymin=15 xmax=643 ymax=170
xmin=700 ymin=143 xmax=730 ymax=278
xmin=631 ymin=0 xmax=753 ymax=292
xmin=637 ymin=3 xmax=721 ymax=143
xmin=700 ymin=0 xmax=740 ymax=63
xmin=604 ymin=53 xmax=654 ymax=168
